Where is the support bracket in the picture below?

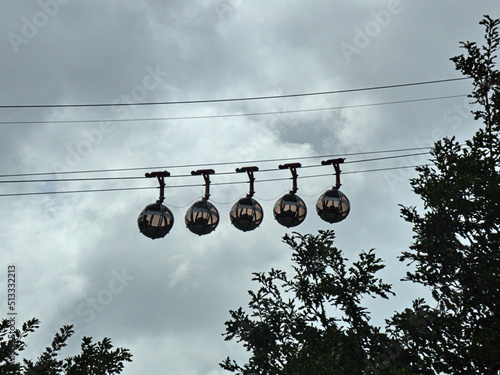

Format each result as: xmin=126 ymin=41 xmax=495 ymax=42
xmin=321 ymin=158 xmax=345 ymax=189
xmin=278 ymin=163 xmax=301 ymax=194
xmin=236 ymin=166 xmax=259 ymax=198
xmin=145 ymin=171 xmax=171 ymax=204
xmin=192 ymin=169 xmax=215 ymax=201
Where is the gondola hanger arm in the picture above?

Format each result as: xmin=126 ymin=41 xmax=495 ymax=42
xmin=236 ymin=166 xmax=259 ymax=198
xmin=145 ymin=171 xmax=171 ymax=203
xmin=321 ymin=158 xmax=345 ymax=189
xmin=191 ymin=169 xmax=215 ymax=201
xmin=278 ymin=163 xmax=301 ymax=194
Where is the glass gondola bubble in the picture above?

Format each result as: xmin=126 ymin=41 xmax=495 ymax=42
xmin=185 ymin=169 xmax=219 ymax=236
xmin=138 ymin=202 xmax=174 ymax=239
xmin=273 ymin=163 xmax=307 ymax=228
xmin=273 ymin=193 xmax=307 ymax=228
xmin=231 ymin=166 xmax=263 ymax=232
xmin=230 ymin=197 xmax=263 ymax=232
xmin=138 ymin=171 xmax=174 ymax=239
xmin=316 ymin=188 xmax=350 ymax=223
xmin=185 ymin=200 xmax=219 ymax=236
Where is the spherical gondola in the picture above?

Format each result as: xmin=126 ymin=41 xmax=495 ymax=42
xmin=138 ymin=202 xmax=174 ymax=239
xmin=230 ymin=197 xmax=264 ymax=232
xmin=185 ymin=200 xmax=219 ymax=236
xmin=273 ymin=193 xmax=307 ymax=228
xmin=316 ymin=189 xmax=350 ymax=223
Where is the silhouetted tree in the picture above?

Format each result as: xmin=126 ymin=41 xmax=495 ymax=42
xmin=221 ymin=15 xmax=500 ymax=375
xmin=0 ymin=318 xmax=132 ymax=375
xmin=220 ymin=231 xmax=408 ymax=374
xmin=387 ymin=15 xmax=500 ymax=374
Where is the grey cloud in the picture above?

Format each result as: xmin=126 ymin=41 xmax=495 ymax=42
xmin=1 ymin=1 xmax=499 ymax=374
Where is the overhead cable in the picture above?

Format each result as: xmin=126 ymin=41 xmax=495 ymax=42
xmin=0 ymin=151 xmax=431 ymax=184
xmin=0 ymin=94 xmax=468 ymax=125
xmin=0 ymin=78 xmax=470 ymax=109
xmin=0 ymin=164 xmax=425 ymax=198
xmin=0 ymin=146 xmax=434 ymax=179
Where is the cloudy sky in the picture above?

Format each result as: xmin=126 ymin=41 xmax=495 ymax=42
xmin=1 ymin=1 xmax=499 ymax=374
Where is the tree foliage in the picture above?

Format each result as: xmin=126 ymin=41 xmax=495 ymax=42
xmin=0 ymin=318 xmax=132 ymax=375
xmin=221 ymin=231 xmax=405 ymax=374
xmin=221 ymin=16 xmax=500 ymax=375
xmin=388 ymin=15 xmax=500 ymax=374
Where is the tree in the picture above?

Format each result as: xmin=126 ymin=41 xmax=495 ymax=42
xmin=0 ymin=318 xmax=132 ymax=375
xmin=221 ymin=16 xmax=500 ymax=375
xmin=387 ymin=15 xmax=500 ymax=374
xmin=220 ymin=231 xmax=409 ymax=374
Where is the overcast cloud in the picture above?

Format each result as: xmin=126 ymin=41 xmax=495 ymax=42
xmin=1 ymin=1 xmax=499 ymax=374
